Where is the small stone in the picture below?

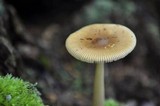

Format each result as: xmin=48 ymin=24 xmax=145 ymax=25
xmin=125 ymin=100 xmax=137 ymax=106
xmin=141 ymin=101 xmax=155 ymax=106
xmin=6 ymin=94 xmax=12 ymax=101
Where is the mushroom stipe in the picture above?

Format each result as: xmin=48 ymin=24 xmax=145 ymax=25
xmin=65 ymin=24 xmax=136 ymax=106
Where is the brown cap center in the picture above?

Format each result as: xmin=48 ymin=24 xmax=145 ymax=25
xmin=92 ymin=38 xmax=108 ymax=47
xmin=81 ymin=36 xmax=118 ymax=49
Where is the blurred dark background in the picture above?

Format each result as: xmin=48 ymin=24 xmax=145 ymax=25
xmin=0 ymin=0 xmax=160 ymax=106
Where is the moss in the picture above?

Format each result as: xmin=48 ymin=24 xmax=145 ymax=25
xmin=104 ymin=98 xmax=119 ymax=106
xmin=0 ymin=74 xmax=44 ymax=106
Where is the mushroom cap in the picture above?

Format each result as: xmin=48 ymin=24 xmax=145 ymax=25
xmin=66 ymin=24 xmax=136 ymax=63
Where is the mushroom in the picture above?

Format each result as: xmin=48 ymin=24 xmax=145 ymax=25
xmin=65 ymin=24 xmax=136 ymax=106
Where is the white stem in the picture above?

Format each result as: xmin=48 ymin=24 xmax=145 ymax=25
xmin=93 ymin=62 xmax=105 ymax=106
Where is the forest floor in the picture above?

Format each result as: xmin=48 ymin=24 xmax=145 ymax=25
xmin=1 ymin=0 xmax=160 ymax=106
